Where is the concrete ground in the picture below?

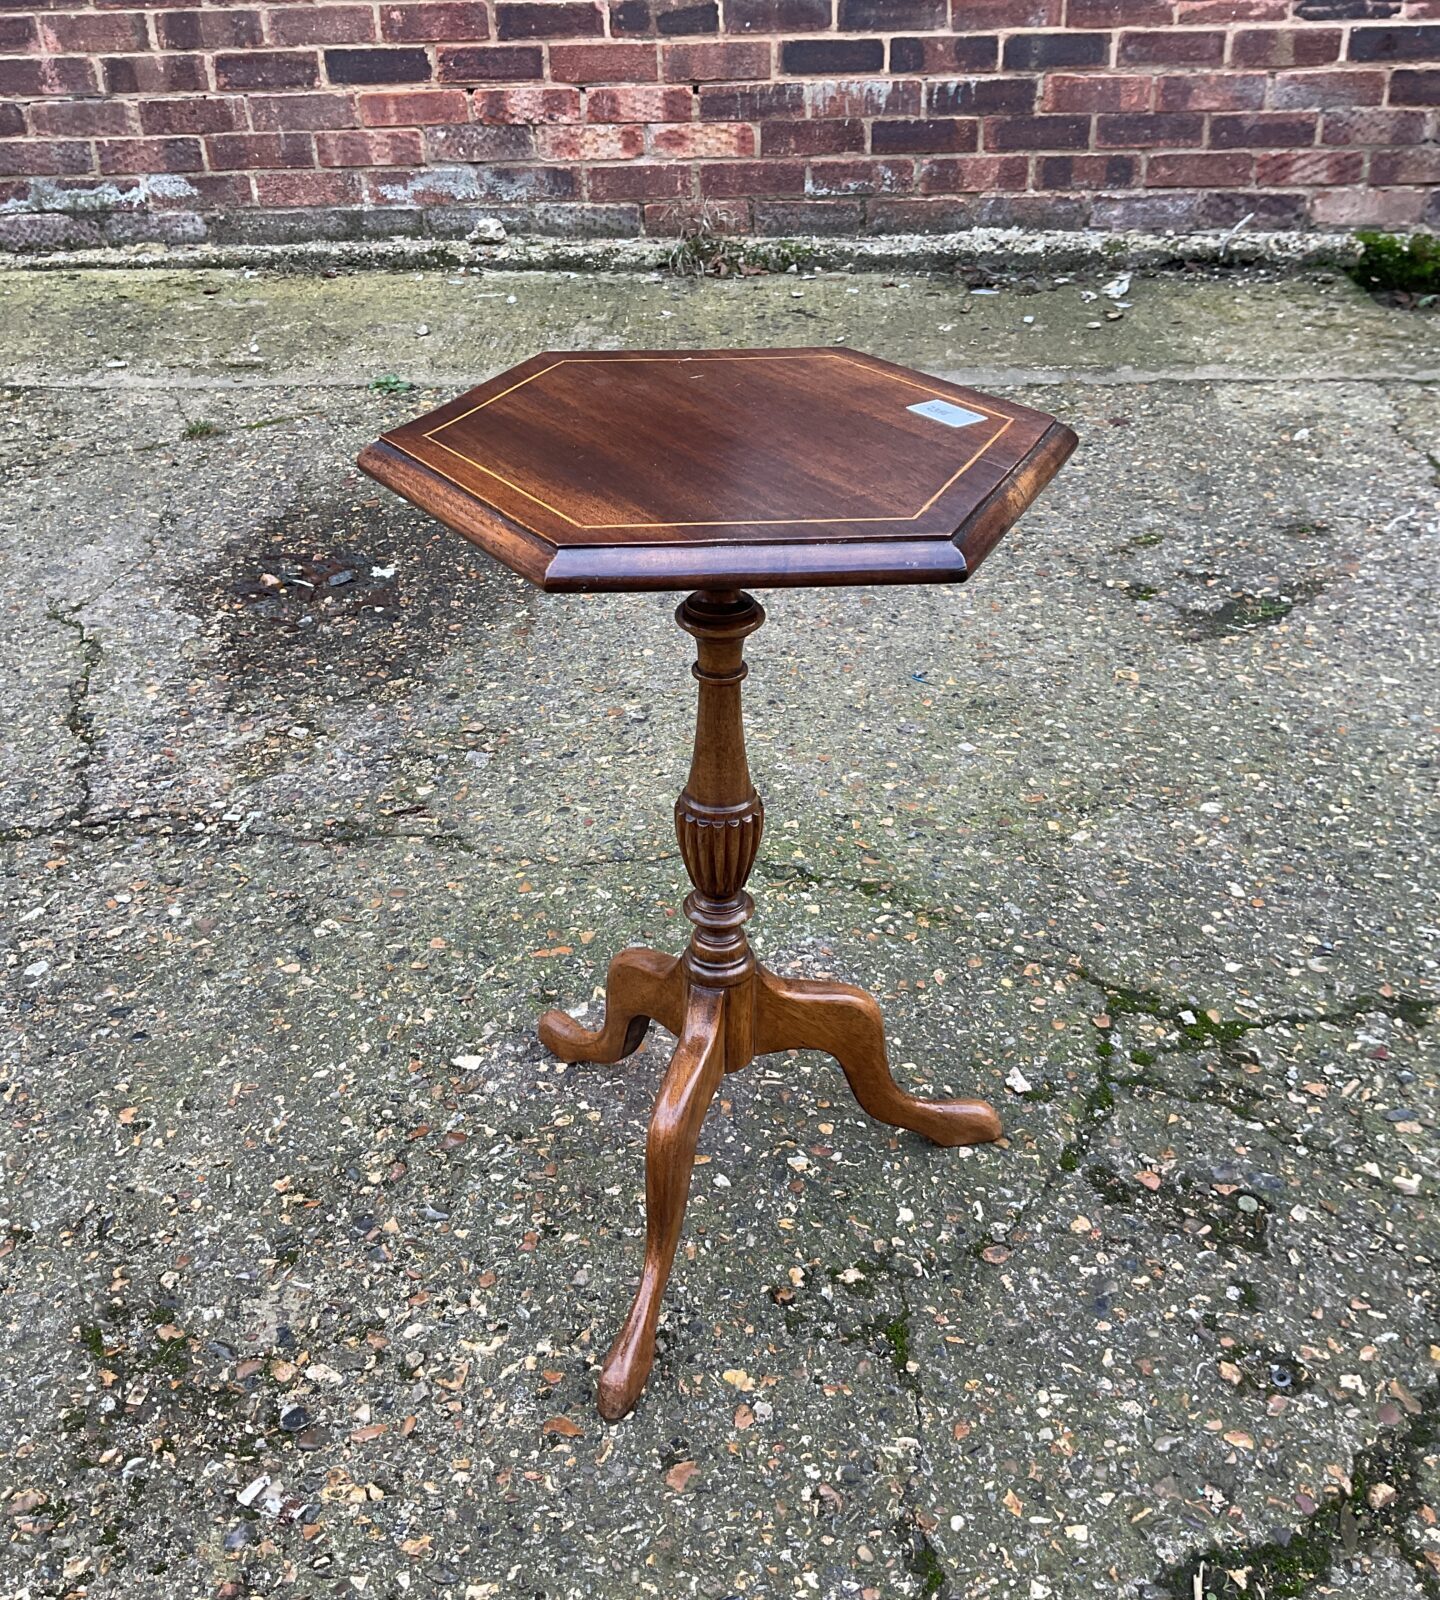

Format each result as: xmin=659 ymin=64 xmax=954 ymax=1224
xmin=0 ymin=261 xmax=1437 ymax=1600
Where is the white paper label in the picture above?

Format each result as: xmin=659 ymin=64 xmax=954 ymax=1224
xmin=907 ymin=399 xmax=986 ymax=429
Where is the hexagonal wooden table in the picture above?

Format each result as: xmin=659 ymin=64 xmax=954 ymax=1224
xmin=360 ymin=348 xmax=1076 ymax=1420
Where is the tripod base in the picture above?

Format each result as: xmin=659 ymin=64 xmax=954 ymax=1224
xmin=538 ymin=949 xmax=1002 ymax=1421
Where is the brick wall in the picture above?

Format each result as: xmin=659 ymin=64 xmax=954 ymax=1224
xmin=2 ymin=1 xmax=1438 ymax=250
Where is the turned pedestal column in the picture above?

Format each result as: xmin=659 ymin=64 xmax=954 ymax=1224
xmin=537 ymin=591 xmax=1002 ymax=1420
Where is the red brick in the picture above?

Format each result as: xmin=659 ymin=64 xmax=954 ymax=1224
xmin=426 ymin=121 xmax=533 ymax=157
xmin=839 ymin=0 xmax=943 ymax=24
xmin=361 ymin=165 xmax=436 ymax=201
xmin=587 ymin=85 xmax=693 ymax=119
xmin=30 ymin=98 xmax=137 ymax=136
xmin=648 ymin=120 xmax=754 ymax=155
xmin=587 ymin=160 xmax=690 ymax=197
xmin=0 ymin=15 xmax=40 ymax=53
xmin=1202 ymin=186 xmax=1305 ymax=225
xmin=268 ymin=7 xmax=378 ymax=45
xmin=325 ymin=47 xmax=432 ymax=83
xmin=0 ymin=56 xmax=98 ymax=95
xmin=1310 ymin=185 xmax=1423 ymax=224
xmin=538 ymin=122 xmax=645 ymax=157
xmin=979 ymin=193 xmax=1099 ymax=225
xmin=207 ymin=131 xmax=315 ymax=169
xmin=255 ymin=168 xmax=364 ymax=204
xmin=549 ymin=42 xmax=659 ymax=80
xmin=1042 ymin=72 xmax=1153 ymax=111
xmin=950 ymin=0 xmax=1060 ymax=22
xmin=665 ymin=40 xmax=770 ymax=78
xmin=612 ymin=0 xmax=719 ymax=36
xmin=1144 ymin=149 xmax=1253 ymax=184
xmin=1209 ymin=111 xmax=1318 ymax=146
xmin=918 ymin=152 xmax=1029 ymax=189
xmin=155 ymin=10 xmax=263 ymax=50
xmin=496 ymin=2 xmax=602 ymax=38
xmin=1093 ymin=188 xmax=1201 ymax=226
xmin=1390 ymin=66 xmax=1440 ymax=101
xmin=12 ymin=0 xmax=1430 ymax=244
xmin=753 ymin=196 xmax=863 ymax=232
xmin=1349 ymin=25 xmax=1440 ymax=61
xmin=436 ymin=44 xmax=544 ymax=78
xmin=890 ymin=35 xmax=999 ymax=74
xmin=872 ymin=117 xmax=979 ymax=153
xmin=724 ymin=0 xmax=830 ymax=28
xmin=1036 ymin=151 xmax=1138 ymax=187
xmin=1368 ymin=144 xmax=1440 ymax=182
xmin=862 ymin=196 xmax=969 ymax=231
xmin=983 ymin=113 xmax=1090 ymax=150
xmin=357 ymin=87 xmax=469 ymax=122
xmin=1096 ymin=111 xmax=1205 ymax=144
xmin=1156 ymin=71 xmax=1266 ymax=110
xmin=41 ymin=10 xmax=149 ymax=52
xmin=760 ymin=117 xmax=865 ymax=156
xmin=153 ymin=172 xmax=255 ymax=208
xmin=803 ymin=78 xmax=923 ymax=117
xmin=780 ymin=37 xmax=884 ymax=74
xmin=1229 ymin=27 xmax=1340 ymax=67
xmin=700 ymin=80 xmax=804 ymax=117
xmin=1176 ymin=0 xmax=1288 ymax=16
xmin=315 ymin=126 xmax=425 ymax=163
xmin=1269 ymin=68 xmax=1387 ymax=107
xmin=367 ymin=161 xmax=577 ymax=199
xmin=251 ymin=92 xmax=359 ymax=130
xmin=1118 ymin=28 xmax=1225 ymax=64
xmin=474 ymin=86 xmax=583 ymax=121
xmin=644 ymin=196 xmax=749 ymax=230
xmin=1321 ymin=106 xmax=1427 ymax=141
xmin=0 ymin=137 xmax=93 ymax=176
xmin=1254 ymin=147 xmax=1362 ymax=184
xmin=139 ymin=95 xmax=247 ymax=134
xmin=1066 ymin=0 xmax=1169 ymax=22
xmin=806 ymin=157 xmax=915 ymax=195
xmin=98 ymin=136 xmax=205 ymax=174
xmin=1002 ymin=32 xmax=1109 ymax=70
xmin=215 ymin=51 xmax=320 ymax=89
xmin=928 ymin=77 xmax=1035 ymax=114
xmin=698 ymin=157 xmax=804 ymax=194
xmin=380 ymin=3 xmax=489 ymax=41
xmin=102 ymin=54 xmax=208 ymax=94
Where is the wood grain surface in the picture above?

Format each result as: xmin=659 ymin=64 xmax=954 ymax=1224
xmin=359 ymin=346 xmax=1075 ymax=592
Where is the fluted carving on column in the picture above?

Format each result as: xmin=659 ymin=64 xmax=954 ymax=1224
xmin=674 ymin=796 xmax=764 ymax=901
xmin=673 ymin=589 xmax=766 ymax=991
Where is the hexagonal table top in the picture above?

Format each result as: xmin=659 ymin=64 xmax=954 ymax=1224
xmin=358 ymin=348 xmax=1075 ymax=592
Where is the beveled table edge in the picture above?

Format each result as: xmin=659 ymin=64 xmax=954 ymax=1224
xmin=357 ymin=407 xmax=1077 ymax=594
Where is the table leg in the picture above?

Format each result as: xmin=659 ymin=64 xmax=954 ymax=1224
xmin=538 ymin=947 xmax=685 ymax=1064
xmin=755 ymin=966 xmax=1002 ymax=1147
xmin=596 ymin=984 xmax=725 ymax=1421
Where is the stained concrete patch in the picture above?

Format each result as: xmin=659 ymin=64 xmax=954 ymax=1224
xmin=1 ymin=269 xmax=1438 ymax=1600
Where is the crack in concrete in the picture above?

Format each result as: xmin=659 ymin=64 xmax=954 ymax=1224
xmin=893 ymin=1268 xmax=961 ymax=1600
xmin=979 ymin=964 xmax=1435 ymax=1272
xmin=1154 ymin=1377 xmax=1440 ymax=1600
xmin=0 ymin=809 xmax=676 ymax=875
xmin=1381 ymin=378 xmax=1440 ymax=492
xmin=44 ymin=599 xmax=100 ymax=827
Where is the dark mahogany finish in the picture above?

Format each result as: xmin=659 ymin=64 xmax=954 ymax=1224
xmin=358 ymin=347 xmax=1076 ymax=1420
xmin=358 ymin=347 xmax=1075 ymax=592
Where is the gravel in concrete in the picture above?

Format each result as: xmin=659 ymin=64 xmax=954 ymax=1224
xmin=1 ymin=265 xmax=1437 ymax=1600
